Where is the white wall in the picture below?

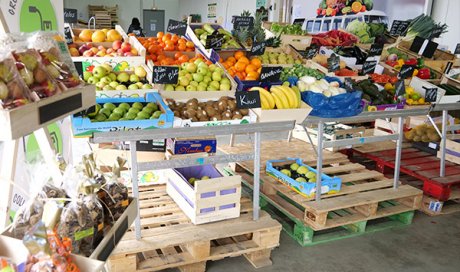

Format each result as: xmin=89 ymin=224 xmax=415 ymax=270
xmin=432 ymin=0 xmax=459 ymax=52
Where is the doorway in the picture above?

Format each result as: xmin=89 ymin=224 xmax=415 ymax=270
xmin=143 ymin=10 xmax=165 ymax=36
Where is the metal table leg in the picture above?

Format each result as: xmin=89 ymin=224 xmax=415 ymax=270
xmin=253 ymin=132 xmax=261 ymax=220
xmin=440 ymin=110 xmax=448 ymax=177
xmin=393 ymin=117 xmax=404 ymax=189
xmin=229 ymin=133 xmax=235 ymax=147
xmin=315 ymin=121 xmax=324 ymax=202
xmin=130 ymin=141 xmax=142 ymax=240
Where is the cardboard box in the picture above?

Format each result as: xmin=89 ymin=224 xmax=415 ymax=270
xmin=251 ymin=101 xmax=312 ymax=124
xmin=165 ymin=149 xmax=210 ymax=160
xmin=71 ymin=92 xmax=174 ymax=137
xmin=167 ymin=137 xmax=217 ymax=155
xmin=136 ymin=139 xmax=166 ymax=152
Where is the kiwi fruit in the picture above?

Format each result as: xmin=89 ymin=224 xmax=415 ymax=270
xmin=223 ymin=111 xmax=232 ymax=119
xmin=206 ymin=100 xmax=214 ymax=106
xmin=205 ymin=106 xmax=216 ymax=117
xmin=176 ymin=102 xmax=185 ymax=108
xmin=191 ymin=116 xmax=199 ymax=122
xmin=239 ymin=109 xmax=249 ymax=116
xmin=218 ymin=100 xmax=228 ymax=112
xmin=186 ymin=109 xmax=197 ymax=118
xmin=165 ymin=98 xmax=175 ymax=107
xmin=186 ymin=98 xmax=198 ymax=108
xmin=173 ymin=110 xmax=180 ymax=117
xmin=227 ymin=100 xmax=236 ymax=111
xmin=233 ymin=113 xmax=243 ymax=119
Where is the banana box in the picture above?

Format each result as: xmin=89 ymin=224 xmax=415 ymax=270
xmin=266 ymin=158 xmax=342 ymax=197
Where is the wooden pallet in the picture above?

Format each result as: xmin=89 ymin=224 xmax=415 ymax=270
xmin=107 ymin=184 xmax=281 ymax=272
xmin=421 ymin=189 xmax=460 ymax=216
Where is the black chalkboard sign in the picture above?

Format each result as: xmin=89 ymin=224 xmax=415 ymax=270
xmin=236 ymin=91 xmax=261 ymax=109
xmin=327 ymin=54 xmax=340 ymax=72
xmin=423 ymin=40 xmax=438 ymax=58
xmin=260 ymin=66 xmax=283 ymax=82
xmin=361 ymin=60 xmax=377 ymax=75
xmin=410 ymin=36 xmax=438 ymax=58
xmin=167 ymin=19 xmax=187 ymax=36
xmin=444 ymin=61 xmax=453 ymax=75
xmin=424 ymin=87 xmax=438 ymax=103
xmin=293 ymin=18 xmax=305 ymax=26
xmin=152 ymin=66 xmax=179 ymax=84
xmin=395 ymin=80 xmax=406 ymax=97
xmin=455 ymin=43 xmax=460 ymax=55
xmin=409 ymin=36 xmax=425 ymax=54
xmin=74 ymin=61 xmax=83 ymax=77
xmin=369 ymin=43 xmax=384 ymax=56
xmin=232 ymin=16 xmax=254 ymax=29
xmin=39 ymin=93 xmax=82 ymax=124
xmin=389 ymin=20 xmax=410 ymax=37
xmin=302 ymin=47 xmax=318 ymax=59
xmin=206 ymin=34 xmax=225 ymax=50
xmin=429 ymin=28 xmax=443 ymax=40
xmin=344 ymin=77 xmax=354 ymax=92
xmin=64 ymin=8 xmax=78 ymax=24
xmin=398 ymin=64 xmax=415 ymax=79
xmin=64 ymin=26 xmax=73 ymax=45
xmin=250 ymin=41 xmax=266 ymax=56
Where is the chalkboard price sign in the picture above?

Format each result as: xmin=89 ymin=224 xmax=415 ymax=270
xmin=64 ymin=8 xmax=78 ymax=24
xmin=398 ymin=64 xmax=415 ymax=80
xmin=389 ymin=20 xmax=410 ymax=37
xmin=361 ymin=60 xmax=377 ymax=75
xmin=455 ymin=43 xmax=460 ymax=55
xmin=152 ymin=66 xmax=179 ymax=84
xmin=206 ymin=34 xmax=225 ymax=50
xmin=259 ymin=66 xmax=283 ymax=82
xmin=232 ymin=16 xmax=254 ymax=29
xmin=327 ymin=54 xmax=340 ymax=72
xmin=369 ymin=43 xmax=384 ymax=56
xmin=250 ymin=41 xmax=266 ymax=56
xmin=344 ymin=78 xmax=354 ymax=92
xmin=167 ymin=19 xmax=187 ymax=36
xmin=424 ymin=87 xmax=438 ymax=103
xmin=64 ymin=26 xmax=73 ymax=45
xmin=395 ymin=80 xmax=406 ymax=97
xmin=302 ymin=47 xmax=318 ymax=59
xmin=236 ymin=90 xmax=261 ymax=109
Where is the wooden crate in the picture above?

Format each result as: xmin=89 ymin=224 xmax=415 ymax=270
xmin=280 ymin=34 xmax=312 ymax=51
xmin=439 ymin=139 xmax=460 ymax=165
xmin=166 ymin=167 xmax=242 ymax=225
xmin=0 ymin=85 xmax=95 ymax=141
xmin=421 ymin=188 xmax=460 ymax=216
xmin=107 ymin=184 xmax=281 ymax=272
xmin=293 ymin=124 xmax=366 ymax=152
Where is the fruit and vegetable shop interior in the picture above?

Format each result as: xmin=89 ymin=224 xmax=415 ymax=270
xmin=1 ymin=0 xmax=460 ymax=271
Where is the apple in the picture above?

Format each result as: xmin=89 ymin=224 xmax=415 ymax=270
xmin=0 ymin=81 xmax=8 ymax=100
xmin=207 ymin=85 xmax=217 ymax=91
xmin=186 ymin=85 xmax=197 ymax=91
xmin=87 ymin=76 xmax=100 ymax=84
xmin=128 ymin=84 xmax=139 ymax=90
xmin=129 ymin=74 xmax=140 ymax=83
xmin=83 ymin=71 xmax=92 ymax=81
xmin=121 ymin=42 xmax=132 ymax=53
xmin=109 ymin=81 xmax=119 ymax=88
xmin=193 ymin=73 xmax=204 ymax=82
xmin=194 ymin=59 xmax=204 ymax=66
xmin=212 ymin=71 xmax=222 ymax=81
xmin=90 ymin=47 xmax=98 ymax=54
xmin=98 ymin=45 xmax=105 ymax=51
xmin=95 ymin=82 xmax=105 ymax=90
xmin=197 ymin=67 xmax=208 ymax=76
xmin=220 ymin=83 xmax=231 ymax=91
xmin=210 ymin=81 xmax=220 ymax=90
xmin=116 ymin=84 xmax=128 ymax=90
xmin=206 ymin=71 xmax=212 ymax=78
xmin=198 ymin=82 xmax=207 ymax=91
xmin=124 ymin=52 xmax=134 ymax=57
xmin=142 ymin=83 xmax=153 ymax=89
xmin=93 ymin=66 xmax=108 ymax=79
xmin=83 ymin=50 xmax=94 ymax=57
xmin=69 ymin=47 xmax=79 ymax=56
xmin=190 ymin=81 xmax=199 ymax=87
xmin=203 ymin=76 xmax=212 ymax=84
xmin=179 ymin=70 xmax=187 ymax=77
xmin=186 ymin=63 xmax=197 ymax=73
xmin=220 ymin=78 xmax=231 ymax=86
xmin=96 ymin=51 xmax=106 ymax=57
xmin=112 ymin=40 xmax=122 ymax=50
xmin=134 ymin=66 xmax=147 ymax=78
xmin=178 ymin=76 xmax=190 ymax=87
xmin=180 ymin=63 xmax=188 ymax=70
xmin=131 ymin=48 xmax=139 ymax=55
xmin=78 ymin=44 xmax=91 ymax=55
xmin=106 ymin=48 xmax=114 ymax=54
xmin=117 ymin=72 xmax=130 ymax=83
xmin=164 ymin=84 xmax=175 ymax=91
xmin=103 ymin=85 xmax=114 ymax=91
xmin=99 ymin=76 xmax=112 ymax=85
xmin=185 ymin=73 xmax=192 ymax=81
xmin=197 ymin=62 xmax=208 ymax=69
xmin=208 ymin=64 xmax=217 ymax=72
xmin=215 ymin=67 xmax=224 ymax=75
xmin=175 ymin=85 xmax=186 ymax=91
xmin=101 ymin=64 xmax=112 ymax=73
xmin=108 ymin=73 xmax=117 ymax=81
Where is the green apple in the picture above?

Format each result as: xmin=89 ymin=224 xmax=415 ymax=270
xmin=220 ymin=78 xmax=230 ymax=86
xmin=164 ymin=84 xmax=175 ymax=91
xmin=135 ymin=82 xmax=144 ymax=88
xmin=93 ymin=66 xmax=108 ymax=79
xmin=178 ymin=76 xmax=190 ymax=87
xmin=95 ymin=82 xmax=105 ymax=90
xmin=117 ymin=72 xmax=130 ymax=83
xmin=186 ymin=85 xmax=197 ymax=91
xmin=128 ymin=108 xmax=140 ymax=114
xmin=137 ymin=111 xmax=150 ymax=119
xmin=193 ymin=73 xmax=204 ymax=82
xmin=198 ymin=82 xmax=208 ymax=91
xmin=220 ymin=83 xmax=231 ymax=91
xmin=210 ymin=81 xmax=220 ymax=90
xmin=103 ymin=102 xmax=116 ymax=111
xmin=95 ymin=113 xmax=107 ymax=122
xmin=125 ymin=112 xmax=137 ymax=120
xmin=108 ymin=73 xmax=117 ymax=82
xmin=83 ymin=71 xmax=92 ymax=81
xmin=203 ymin=76 xmax=212 ymax=84
xmin=142 ymin=83 xmax=153 ymax=89
xmin=146 ymin=102 xmax=158 ymax=111
xmin=116 ymin=84 xmax=127 ymax=90
xmin=180 ymin=63 xmax=188 ymax=71
xmin=102 ymin=84 xmax=114 ymax=91
xmin=185 ymin=73 xmax=192 ymax=81
xmin=198 ymin=62 xmax=208 ymax=69
xmin=208 ymin=64 xmax=217 ymax=72
xmin=197 ymin=66 xmax=208 ymax=76
xmin=132 ymin=102 xmax=144 ymax=110
xmin=119 ymin=103 xmax=130 ymax=111
xmin=109 ymin=81 xmax=119 ymax=89
xmin=101 ymin=63 xmax=112 ymax=73
xmin=113 ymin=107 xmax=126 ymax=116
xmin=186 ymin=63 xmax=197 ymax=73
xmin=194 ymin=59 xmax=203 ymax=66
xmin=142 ymin=107 xmax=154 ymax=115
xmin=130 ymin=74 xmax=140 ymax=83
xmin=214 ymin=67 xmax=224 ymax=75
xmin=100 ymin=76 xmax=112 ymax=85
xmin=206 ymin=85 xmax=217 ymax=91
xmin=99 ymin=108 xmax=112 ymax=118
xmin=134 ymin=66 xmax=147 ymax=78
xmin=87 ymin=76 xmax=99 ymax=84
xmin=206 ymin=71 xmax=212 ymax=77
xmin=212 ymin=71 xmax=222 ymax=81
xmin=152 ymin=111 xmax=162 ymax=118
xmin=128 ymin=84 xmax=139 ymax=90
xmin=175 ymin=85 xmax=186 ymax=91
xmin=190 ymin=81 xmax=199 ymax=87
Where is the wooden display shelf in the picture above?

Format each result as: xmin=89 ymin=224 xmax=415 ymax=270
xmin=107 ymin=184 xmax=281 ymax=272
xmin=0 ymin=85 xmax=95 ymax=141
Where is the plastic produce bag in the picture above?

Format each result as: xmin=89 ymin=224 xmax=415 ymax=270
xmin=0 ymin=257 xmax=18 ymax=271
xmin=301 ymin=77 xmax=363 ymax=118
xmin=0 ymin=50 xmax=35 ymax=109
xmin=28 ymin=32 xmax=82 ymax=89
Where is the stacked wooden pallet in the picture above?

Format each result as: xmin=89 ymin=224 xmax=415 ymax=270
xmin=88 ymin=5 xmax=118 ymax=28
xmin=107 ymin=184 xmax=281 ymax=272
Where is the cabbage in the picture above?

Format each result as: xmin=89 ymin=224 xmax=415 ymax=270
xmin=346 ymin=19 xmax=374 ymax=44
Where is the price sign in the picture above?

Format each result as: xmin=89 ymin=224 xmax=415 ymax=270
xmin=250 ymin=41 xmax=266 ymax=56
xmin=398 ymin=64 xmax=415 ymax=80
xmin=344 ymin=77 xmax=354 ymax=92
xmin=152 ymin=66 xmax=179 ymax=84
xmin=395 ymin=80 xmax=406 ymax=97
xmin=260 ymin=66 xmax=283 ymax=82
xmin=327 ymin=54 xmax=340 ymax=72
xmin=232 ymin=16 xmax=254 ymax=29
xmin=369 ymin=43 xmax=384 ymax=56
xmin=293 ymin=18 xmax=305 ymax=26
xmin=302 ymin=47 xmax=318 ymax=59
xmin=429 ymin=28 xmax=443 ymax=40
xmin=361 ymin=60 xmax=377 ymax=75
xmin=236 ymin=90 xmax=262 ymax=109
xmin=389 ymin=20 xmax=410 ymax=37
xmin=206 ymin=34 xmax=225 ymax=50
xmin=409 ymin=36 xmax=438 ymax=58
xmin=64 ymin=26 xmax=73 ymax=45
xmin=424 ymin=87 xmax=438 ymax=103
xmin=167 ymin=19 xmax=187 ymax=36
xmin=455 ymin=43 xmax=460 ymax=55
xmin=64 ymin=8 xmax=78 ymax=24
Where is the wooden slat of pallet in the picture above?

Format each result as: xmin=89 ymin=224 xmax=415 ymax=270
xmin=421 ymin=189 xmax=460 ymax=216
xmin=321 ymin=163 xmax=366 ymax=175
xmin=352 ymin=141 xmax=411 ymax=153
xmin=339 ymin=170 xmax=384 ymax=183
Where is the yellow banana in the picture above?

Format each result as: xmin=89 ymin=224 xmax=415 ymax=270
xmin=250 ymin=87 xmax=275 ymax=109
xmin=279 ymin=85 xmax=298 ymax=108
xmin=291 ymin=85 xmax=302 ymax=108
xmin=260 ymin=98 xmax=270 ymax=109
xmin=270 ymin=86 xmax=289 ymax=109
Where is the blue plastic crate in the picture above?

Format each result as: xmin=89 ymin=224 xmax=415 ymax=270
xmin=266 ymin=158 xmax=342 ymax=197
xmin=72 ymin=92 xmax=174 ymax=137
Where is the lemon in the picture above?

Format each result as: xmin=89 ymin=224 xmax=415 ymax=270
xmin=418 ymin=98 xmax=426 ymax=104
xmin=384 ymin=83 xmax=393 ymax=91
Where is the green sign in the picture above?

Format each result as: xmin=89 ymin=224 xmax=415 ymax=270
xmin=26 ymin=123 xmax=63 ymax=162
xmin=20 ymin=0 xmax=58 ymax=32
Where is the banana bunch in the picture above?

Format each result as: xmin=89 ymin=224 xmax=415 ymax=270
xmin=249 ymin=85 xmax=301 ymax=110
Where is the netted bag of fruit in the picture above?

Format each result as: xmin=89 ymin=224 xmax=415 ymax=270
xmin=28 ymin=32 xmax=83 ymax=89
xmin=0 ymin=257 xmax=18 ymax=272
xmin=404 ymin=124 xmax=441 ymax=143
xmin=0 ymin=50 xmax=35 ymax=109
xmin=8 ymin=42 xmax=62 ymax=99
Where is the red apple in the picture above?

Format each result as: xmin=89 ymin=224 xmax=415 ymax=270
xmin=112 ymin=40 xmax=122 ymax=50
xmin=78 ymin=44 xmax=91 ymax=55
xmin=83 ymin=50 xmax=94 ymax=57
xmin=121 ymin=42 xmax=131 ymax=53
xmin=97 ymin=45 xmax=106 ymax=51
xmin=90 ymin=47 xmax=98 ymax=54
xmin=106 ymin=48 xmax=114 ymax=54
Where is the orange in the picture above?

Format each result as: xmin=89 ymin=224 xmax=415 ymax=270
xmin=234 ymin=51 xmax=245 ymax=60
xmin=186 ymin=41 xmax=195 ymax=48
xmin=177 ymin=44 xmax=186 ymax=51
xmin=245 ymin=64 xmax=257 ymax=74
xmin=178 ymin=55 xmax=189 ymax=63
xmin=178 ymin=38 xmax=186 ymax=44
xmin=247 ymin=71 xmax=259 ymax=79
xmin=171 ymin=34 xmax=179 ymax=43
xmin=352 ymin=1 xmax=363 ymax=13
xmin=235 ymin=61 xmax=246 ymax=72
xmin=157 ymin=32 xmax=164 ymax=39
xmin=238 ymin=57 xmax=250 ymax=65
xmin=227 ymin=56 xmax=236 ymax=64
xmin=250 ymin=58 xmax=262 ymax=68
xmin=164 ymin=44 xmax=175 ymax=51
xmin=245 ymin=76 xmax=257 ymax=81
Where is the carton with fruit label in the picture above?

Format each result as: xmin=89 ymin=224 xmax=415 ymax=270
xmin=71 ymin=92 xmax=174 ymax=137
xmin=266 ymin=158 xmax=342 ymax=197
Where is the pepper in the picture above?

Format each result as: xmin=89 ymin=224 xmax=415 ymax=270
xmin=386 ymin=60 xmax=398 ymax=67
xmin=405 ymin=58 xmax=417 ymax=66
xmin=412 ymin=69 xmax=419 ymax=77
xmin=397 ymin=59 xmax=405 ymax=66
xmin=417 ymin=58 xmax=424 ymax=69
xmin=417 ymin=68 xmax=431 ymax=79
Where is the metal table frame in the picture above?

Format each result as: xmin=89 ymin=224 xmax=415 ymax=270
xmin=91 ymin=121 xmax=295 ymax=240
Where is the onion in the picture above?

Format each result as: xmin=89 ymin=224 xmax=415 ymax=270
xmin=387 ymin=54 xmax=398 ymax=62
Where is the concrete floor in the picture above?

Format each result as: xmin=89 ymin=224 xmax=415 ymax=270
xmin=184 ymin=211 xmax=460 ymax=272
